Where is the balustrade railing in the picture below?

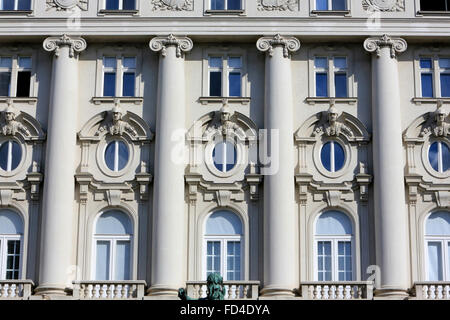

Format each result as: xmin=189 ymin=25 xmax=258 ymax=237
xmin=72 ymin=281 xmax=147 ymax=300
xmin=0 ymin=280 xmax=34 ymax=299
xmin=300 ymin=281 xmax=374 ymax=300
xmin=185 ymin=281 xmax=260 ymax=300
xmin=414 ymin=282 xmax=450 ymax=300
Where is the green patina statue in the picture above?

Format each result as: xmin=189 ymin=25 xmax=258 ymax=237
xmin=178 ymin=273 xmax=226 ymax=300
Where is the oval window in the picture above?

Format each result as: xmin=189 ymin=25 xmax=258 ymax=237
xmin=212 ymin=141 xmax=237 ymax=173
xmin=0 ymin=140 xmax=22 ymax=172
xmin=320 ymin=141 xmax=345 ymax=173
xmin=104 ymin=140 xmax=129 ymax=172
xmin=429 ymin=141 xmax=450 ymax=173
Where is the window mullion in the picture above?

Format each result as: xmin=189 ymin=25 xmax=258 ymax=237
xmin=222 ymin=57 xmax=227 ymax=97
xmin=438 ymin=141 xmax=443 ymax=173
xmin=116 ymin=56 xmax=122 ymax=97
xmin=328 ymin=57 xmax=333 ymax=97
xmin=434 ymin=58 xmax=441 ymax=98
xmin=0 ymin=238 xmax=4 ymax=279
xmin=10 ymin=56 xmax=18 ymax=97
xmin=330 ymin=141 xmax=335 ymax=173
xmin=110 ymin=239 xmax=116 ymax=281
xmin=7 ymin=140 xmax=12 ymax=172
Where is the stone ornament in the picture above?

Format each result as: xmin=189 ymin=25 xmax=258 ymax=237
xmin=314 ymin=103 xmax=354 ymax=138
xmin=149 ymin=34 xmax=193 ymax=58
xmin=43 ymin=34 xmax=87 ymax=58
xmin=420 ymin=102 xmax=449 ymax=137
xmin=256 ymin=34 xmax=301 ymax=58
xmin=95 ymin=105 xmax=138 ymax=137
xmin=1 ymin=105 xmax=30 ymax=137
xmin=258 ymin=0 xmax=298 ymax=11
xmin=363 ymin=34 xmax=407 ymax=58
xmin=152 ymin=0 xmax=193 ymax=11
xmin=46 ymin=0 xmax=88 ymax=11
xmin=362 ymin=0 xmax=405 ymax=12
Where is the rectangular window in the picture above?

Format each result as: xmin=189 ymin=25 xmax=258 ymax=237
xmin=209 ymin=57 xmax=223 ymax=96
xmin=317 ymin=241 xmax=332 ymax=281
xmin=314 ymin=56 xmax=349 ymax=98
xmin=420 ymin=58 xmax=434 ymax=98
xmin=226 ymin=241 xmax=241 ymax=281
xmin=427 ymin=241 xmax=443 ymax=281
xmin=105 ymin=0 xmax=136 ymax=10
xmin=439 ymin=58 xmax=450 ymax=97
xmin=211 ymin=0 xmax=241 ymax=10
xmin=114 ymin=241 xmax=131 ymax=281
xmin=420 ymin=0 xmax=450 ymax=11
xmin=122 ymin=57 xmax=136 ymax=97
xmin=102 ymin=56 xmax=137 ymax=97
xmin=16 ymin=56 xmax=31 ymax=97
xmin=95 ymin=241 xmax=111 ymax=280
xmin=0 ymin=56 xmax=32 ymax=97
xmin=0 ymin=0 xmax=30 ymax=10
xmin=316 ymin=0 xmax=346 ymax=10
xmin=6 ymin=240 xmax=20 ymax=280
xmin=206 ymin=241 xmax=221 ymax=276
xmin=337 ymin=241 xmax=352 ymax=281
xmin=227 ymin=57 xmax=242 ymax=97
xmin=315 ymin=57 xmax=328 ymax=97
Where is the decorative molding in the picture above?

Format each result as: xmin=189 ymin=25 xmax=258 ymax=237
xmin=256 ymin=34 xmax=301 ymax=58
xmin=203 ymin=103 xmax=241 ymax=138
xmin=420 ymin=102 xmax=449 ymax=137
xmin=362 ymin=0 xmax=405 ymax=12
xmin=95 ymin=104 xmax=138 ymax=137
xmin=363 ymin=34 xmax=407 ymax=59
xmin=43 ymin=34 xmax=87 ymax=58
xmin=313 ymin=102 xmax=354 ymax=138
xmin=257 ymin=0 xmax=298 ymax=11
xmin=46 ymin=0 xmax=88 ymax=11
xmin=152 ymin=0 xmax=193 ymax=11
xmin=1 ymin=104 xmax=30 ymax=137
xmin=0 ymin=103 xmax=45 ymax=140
xmin=149 ymin=34 xmax=193 ymax=58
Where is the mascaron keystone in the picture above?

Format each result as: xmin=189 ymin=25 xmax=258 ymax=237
xmin=363 ymin=34 xmax=407 ymax=59
xmin=149 ymin=34 xmax=193 ymax=58
xmin=256 ymin=34 xmax=301 ymax=58
xmin=43 ymin=34 xmax=87 ymax=58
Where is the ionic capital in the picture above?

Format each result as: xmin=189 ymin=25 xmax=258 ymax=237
xmin=256 ymin=34 xmax=301 ymax=58
xmin=363 ymin=34 xmax=407 ymax=59
xmin=149 ymin=34 xmax=193 ymax=58
xmin=43 ymin=34 xmax=87 ymax=58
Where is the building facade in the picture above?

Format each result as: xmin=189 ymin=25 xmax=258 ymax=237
xmin=0 ymin=0 xmax=449 ymax=300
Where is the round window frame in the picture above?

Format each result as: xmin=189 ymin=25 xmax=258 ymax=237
xmin=422 ymin=138 xmax=450 ymax=179
xmin=313 ymin=137 xmax=351 ymax=179
xmin=97 ymin=136 xmax=133 ymax=178
xmin=205 ymin=136 xmax=244 ymax=178
xmin=0 ymin=137 xmax=26 ymax=177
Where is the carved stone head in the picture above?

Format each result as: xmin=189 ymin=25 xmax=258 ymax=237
xmin=327 ymin=105 xmax=339 ymax=124
xmin=435 ymin=105 xmax=447 ymax=126
xmin=220 ymin=104 xmax=232 ymax=124
xmin=112 ymin=105 xmax=123 ymax=123
xmin=4 ymin=105 xmax=17 ymax=122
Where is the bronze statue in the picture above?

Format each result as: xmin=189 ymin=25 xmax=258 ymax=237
xmin=178 ymin=273 xmax=226 ymax=300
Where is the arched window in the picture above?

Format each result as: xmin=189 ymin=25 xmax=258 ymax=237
xmin=0 ymin=140 xmax=22 ymax=172
xmin=93 ymin=210 xmax=133 ymax=280
xmin=212 ymin=140 xmax=237 ymax=173
xmin=315 ymin=211 xmax=354 ymax=281
xmin=0 ymin=210 xmax=23 ymax=280
xmin=428 ymin=141 xmax=450 ymax=173
xmin=425 ymin=211 xmax=450 ymax=281
xmin=204 ymin=210 xmax=243 ymax=280
xmin=320 ymin=141 xmax=345 ymax=172
xmin=104 ymin=140 xmax=129 ymax=172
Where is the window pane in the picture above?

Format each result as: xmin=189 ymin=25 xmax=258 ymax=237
xmin=332 ymin=0 xmax=347 ymax=10
xmin=334 ymin=73 xmax=347 ymax=98
xmin=440 ymin=74 xmax=450 ymax=97
xmin=421 ymin=74 xmax=434 ymax=98
xmin=211 ymin=0 xmax=225 ymax=10
xmin=209 ymin=71 xmax=222 ymax=96
xmin=338 ymin=242 xmax=352 ymax=281
xmin=1 ymin=0 xmax=14 ymax=10
xmin=17 ymin=0 xmax=31 ymax=10
xmin=315 ymin=57 xmax=328 ymax=69
xmin=105 ymin=142 xmax=116 ymax=171
xmin=317 ymin=241 xmax=332 ymax=281
xmin=103 ymin=73 xmax=116 ymax=97
xmin=213 ymin=141 xmax=237 ymax=172
xmin=420 ymin=0 xmax=447 ymax=11
xmin=316 ymin=73 xmax=328 ymax=97
xmin=228 ymin=72 xmax=241 ymax=97
xmin=334 ymin=142 xmax=345 ymax=171
xmin=0 ymin=72 xmax=11 ymax=96
xmin=206 ymin=211 xmax=242 ymax=235
xmin=439 ymin=58 xmax=450 ymax=69
xmin=427 ymin=242 xmax=443 ymax=281
xmin=122 ymin=72 xmax=135 ymax=97
xmin=16 ymin=71 xmax=31 ymax=97
xmin=334 ymin=57 xmax=347 ymax=69
xmin=104 ymin=57 xmax=117 ymax=69
xmin=96 ymin=241 xmax=111 ymax=280
xmin=18 ymin=57 xmax=31 ymax=69
xmin=0 ymin=141 xmax=21 ymax=172
xmin=227 ymin=0 xmax=241 ymax=10
xmin=316 ymin=0 xmax=328 ymax=10
xmin=207 ymin=241 xmax=221 ymax=275
xmin=122 ymin=0 xmax=136 ymax=10
xmin=117 ymin=141 xmax=129 ymax=170
xmin=105 ymin=141 xmax=129 ymax=172
xmin=105 ymin=0 xmax=119 ymax=10
xmin=115 ymin=241 xmax=131 ymax=280
xmin=420 ymin=58 xmax=433 ymax=69
xmin=226 ymin=241 xmax=241 ymax=280
xmin=228 ymin=57 xmax=241 ymax=68
xmin=443 ymin=142 xmax=450 ymax=172
xmin=209 ymin=57 xmax=222 ymax=68
xmin=0 ymin=57 xmax=12 ymax=68
xmin=123 ymin=57 xmax=136 ymax=69
xmin=321 ymin=141 xmax=331 ymax=171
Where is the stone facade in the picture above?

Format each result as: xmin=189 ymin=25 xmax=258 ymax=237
xmin=0 ymin=1 xmax=449 ymax=300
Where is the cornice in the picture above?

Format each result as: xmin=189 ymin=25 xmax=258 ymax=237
xmin=363 ymin=34 xmax=407 ymax=58
xmin=43 ymin=34 xmax=87 ymax=58
xmin=149 ymin=34 xmax=193 ymax=57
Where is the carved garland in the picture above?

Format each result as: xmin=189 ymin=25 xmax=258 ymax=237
xmin=363 ymin=34 xmax=407 ymax=58
xmin=257 ymin=0 xmax=298 ymax=11
xmin=149 ymin=34 xmax=193 ymax=58
xmin=256 ymin=34 xmax=301 ymax=58
xmin=43 ymin=34 xmax=87 ymax=58
xmin=362 ymin=0 xmax=405 ymax=12
xmin=152 ymin=0 xmax=193 ymax=11
xmin=46 ymin=0 xmax=88 ymax=11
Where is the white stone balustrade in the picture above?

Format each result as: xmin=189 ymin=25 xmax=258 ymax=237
xmin=185 ymin=281 xmax=260 ymax=300
xmin=300 ymin=282 xmax=374 ymax=300
xmin=414 ymin=283 xmax=450 ymax=300
xmin=0 ymin=280 xmax=34 ymax=299
xmin=72 ymin=281 xmax=147 ymax=300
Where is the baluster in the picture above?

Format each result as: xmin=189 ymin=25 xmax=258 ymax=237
xmin=431 ymin=285 xmax=436 ymax=300
xmin=121 ymin=285 xmax=127 ymax=298
xmin=444 ymin=285 xmax=449 ymax=300
xmin=313 ymin=285 xmax=321 ymax=299
xmin=321 ymin=285 xmax=328 ymax=299
xmin=329 ymin=285 xmax=336 ymax=299
xmin=422 ymin=285 xmax=428 ymax=300
xmin=0 ymin=284 xmax=3 ymax=298
xmin=343 ymin=285 xmax=350 ymax=299
xmin=6 ymin=284 xmax=12 ymax=298
xmin=327 ymin=285 xmax=333 ymax=299
xmin=357 ymin=285 xmax=363 ymax=299
xmin=308 ymin=285 xmax=314 ymax=299
xmin=243 ymin=284 xmax=249 ymax=299
xmin=106 ymin=284 xmax=112 ymax=299
xmin=14 ymin=284 xmax=20 ymax=298
xmin=113 ymin=284 xmax=120 ymax=299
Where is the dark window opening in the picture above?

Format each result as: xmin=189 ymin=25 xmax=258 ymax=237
xmin=16 ymin=71 xmax=30 ymax=97
xmin=421 ymin=0 xmax=450 ymax=11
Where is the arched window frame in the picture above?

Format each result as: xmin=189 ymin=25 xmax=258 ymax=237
xmin=0 ymin=209 xmax=24 ymax=280
xmin=91 ymin=210 xmax=134 ymax=281
xmin=313 ymin=210 xmax=356 ymax=282
xmin=424 ymin=210 xmax=450 ymax=281
xmin=202 ymin=210 xmax=244 ymax=281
